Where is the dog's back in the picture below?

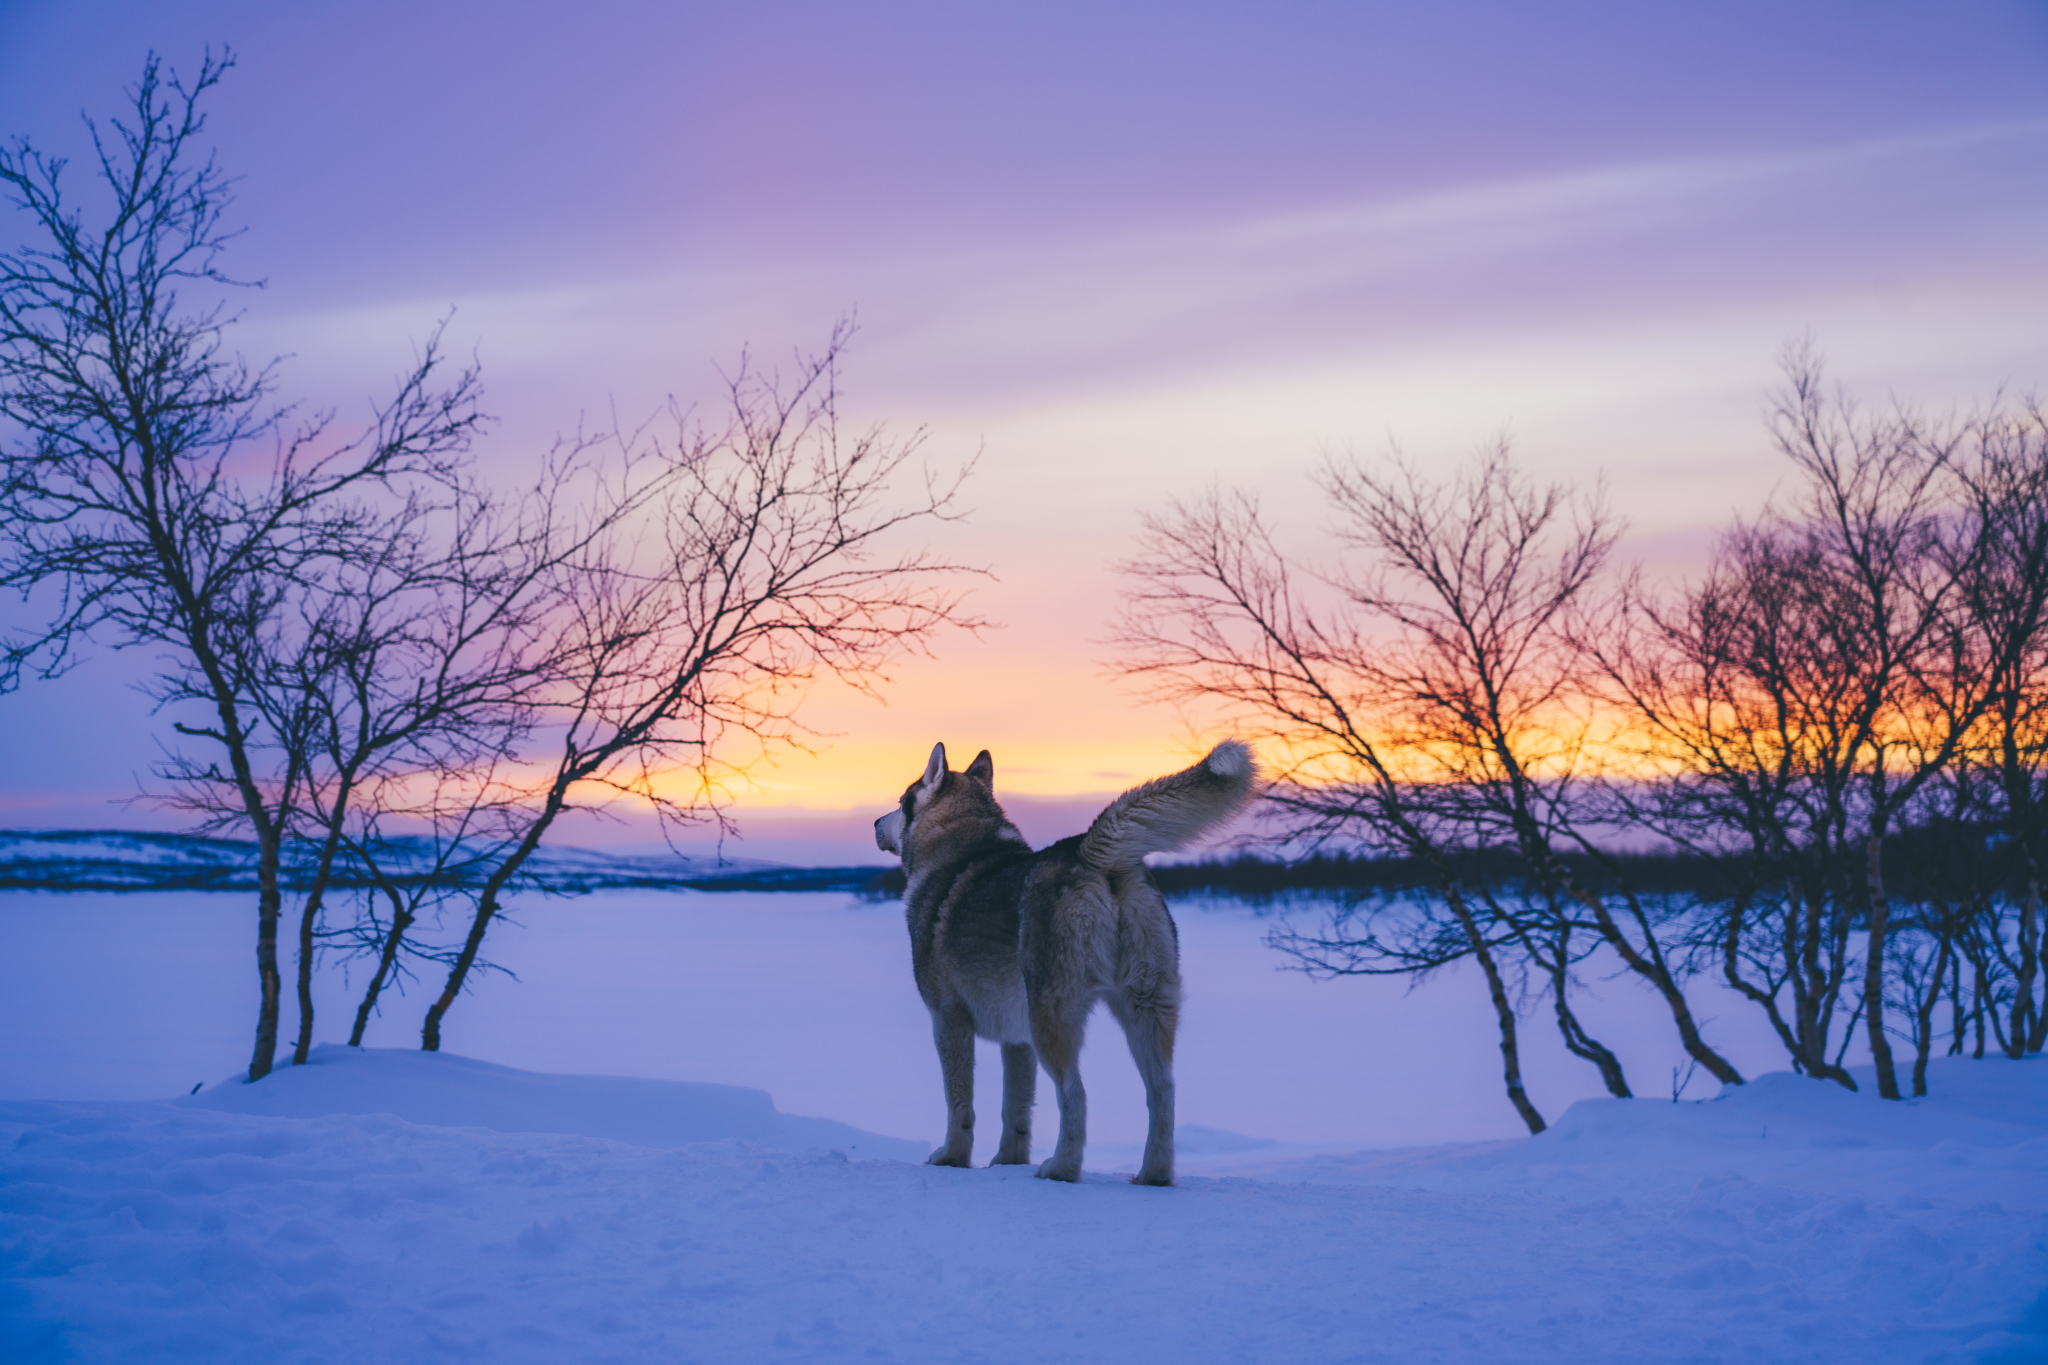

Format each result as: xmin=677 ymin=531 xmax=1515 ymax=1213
xmin=1018 ymin=739 xmax=1257 ymax=1004
xmin=879 ymin=739 xmax=1256 ymax=1183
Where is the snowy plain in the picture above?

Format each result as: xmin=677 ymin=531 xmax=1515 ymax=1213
xmin=4 ymin=887 xmax=2047 ymax=1362
xmin=0 ymin=887 xmax=1813 ymax=1147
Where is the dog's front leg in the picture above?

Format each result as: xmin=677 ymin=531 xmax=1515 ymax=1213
xmin=991 ymin=1042 xmax=1036 ymax=1165
xmin=927 ymin=1006 xmax=976 ymax=1167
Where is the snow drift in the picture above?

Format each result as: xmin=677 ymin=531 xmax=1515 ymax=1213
xmin=3 ymin=1054 xmax=2045 ymax=1364
xmin=179 ymin=1046 xmax=926 ymax=1161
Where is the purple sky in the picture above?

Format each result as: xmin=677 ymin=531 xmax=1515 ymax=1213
xmin=3 ymin=1 xmax=2046 ymax=846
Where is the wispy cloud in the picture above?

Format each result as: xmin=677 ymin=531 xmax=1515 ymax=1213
xmin=259 ymin=116 xmax=2048 ymax=433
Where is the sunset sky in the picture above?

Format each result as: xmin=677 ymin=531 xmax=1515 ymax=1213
xmin=2 ymin=1 xmax=2045 ymax=852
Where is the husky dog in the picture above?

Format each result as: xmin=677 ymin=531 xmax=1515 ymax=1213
xmin=874 ymin=740 xmax=1255 ymax=1185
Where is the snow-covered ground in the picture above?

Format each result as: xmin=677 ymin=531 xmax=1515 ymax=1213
xmin=3 ymin=1046 xmax=2044 ymax=1363
xmin=4 ymin=888 xmax=2045 ymax=1361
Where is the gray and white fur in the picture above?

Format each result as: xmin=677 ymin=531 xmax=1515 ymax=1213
xmin=874 ymin=740 xmax=1256 ymax=1185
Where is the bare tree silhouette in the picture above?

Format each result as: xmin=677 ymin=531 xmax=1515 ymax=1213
xmin=1111 ymin=444 xmax=1739 ymax=1131
xmin=0 ymin=52 xmax=483 ymax=1080
xmin=1 ymin=55 xmax=983 ymax=1076
xmin=418 ymin=330 xmax=983 ymax=1051
xmin=1117 ymin=354 xmax=2048 ymax=1116
xmin=1592 ymin=351 xmax=2045 ymax=1096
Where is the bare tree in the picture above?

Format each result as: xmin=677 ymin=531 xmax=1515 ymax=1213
xmin=1106 ymin=486 xmax=1547 ymax=1126
xmin=1769 ymin=358 xmax=1983 ymax=1099
xmin=240 ymin=457 xmax=578 ymax=1065
xmin=1949 ymin=399 xmax=2048 ymax=1055
xmin=1134 ymin=353 xmax=2045 ymax=1108
xmin=1592 ymin=351 xmax=2048 ymax=1097
xmin=1110 ymin=445 xmax=1734 ymax=1132
xmin=0 ymin=53 xmax=483 ymax=1081
xmin=1593 ymin=527 xmax=1871 ymax=1088
xmin=418 ymin=330 xmax=982 ymax=1051
xmin=1319 ymin=446 xmax=1742 ymax=1089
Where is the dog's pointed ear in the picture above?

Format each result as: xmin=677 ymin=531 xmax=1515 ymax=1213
xmin=920 ymin=742 xmax=948 ymax=792
xmin=965 ymin=750 xmax=994 ymax=787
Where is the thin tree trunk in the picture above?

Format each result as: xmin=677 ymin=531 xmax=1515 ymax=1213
xmin=1554 ymin=989 xmax=1632 ymax=1098
xmin=292 ymin=892 xmax=320 ymax=1065
xmin=1973 ymin=957 xmax=1988 ymax=1057
xmin=1518 ymin=812 xmax=1740 ymax=1088
xmin=292 ymin=784 xmax=355 ymax=1066
xmin=1774 ymin=875 xmax=1860 ymax=1089
xmin=1569 ymin=885 xmax=1745 ymax=1086
xmin=2004 ymin=742 xmax=2045 ymax=1054
xmin=1525 ymin=920 xmax=1631 ymax=1098
xmin=1948 ymin=947 xmax=1965 ymax=1056
xmin=1863 ymin=834 xmax=1901 ymax=1099
xmin=252 ymin=831 xmax=284 ymax=1081
xmin=421 ymin=795 xmax=566 ymax=1051
xmin=2031 ymin=899 xmax=2048 ymax=1055
xmin=1796 ymin=885 xmax=1831 ymax=1077
xmin=181 ymin=620 xmax=286 ymax=1084
xmin=1833 ymin=991 xmax=1866 ymax=1070
xmin=1988 ymin=986 xmax=2014 ymax=1054
xmin=2017 ymin=874 xmax=2044 ymax=1055
xmin=1447 ymin=888 xmax=1545 ymax=1135
xmin=183 ymin=625 xmax=287 ymax=1084
xmin=350 ymin=881 xmax=415 ymax=1047
xmin=1911 ymin=926 xmax=1953 ymax=1098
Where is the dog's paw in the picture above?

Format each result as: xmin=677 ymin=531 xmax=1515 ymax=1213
xmin=1034 ymin=1157 xmax=1081 ymax=1183
xmin=926 ymin=1148 xmax=972 ymax=1168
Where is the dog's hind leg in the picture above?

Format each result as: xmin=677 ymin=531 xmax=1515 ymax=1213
xmin=1031 ymin=1004 xmax=1089 ymax=1182
xmin=927 ymin=1004 xmax=976 ymax=1167
xmin=992 ymin=1043 xmax=1036 ymax=1165
xmin=1110 ymin=992 xmax=1178 ymax=1186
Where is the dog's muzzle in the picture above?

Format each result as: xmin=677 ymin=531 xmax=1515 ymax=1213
xmin=874 ymin=808 xmax=905 ymax=854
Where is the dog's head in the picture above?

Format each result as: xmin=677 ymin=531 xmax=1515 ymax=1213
xmin=874 ymin=742 xmax=997 ymax=856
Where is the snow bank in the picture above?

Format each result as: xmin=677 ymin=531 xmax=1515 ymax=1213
xmin=1527 ymin=1063 xmax=2048 ymax=1157
xmin=4 ymin=1056 xmax=2045 ymax=1364
xmin=1209 ymin=1059 xmax=2048 ymax=1182
xmin=180 ymin=1045 xmax=926 ymax=1162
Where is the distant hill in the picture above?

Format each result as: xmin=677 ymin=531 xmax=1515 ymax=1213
xmin=2 ymin=830 xmax=1553 ymax=902
xmin=0 ymin=829 xmax=900 ymax=896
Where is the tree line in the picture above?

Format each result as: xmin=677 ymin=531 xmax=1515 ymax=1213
xmin=1114 ymin=349 xmax=2048 ymax=1128
xmin=0 ymin=53 xmax=979 ymax=1081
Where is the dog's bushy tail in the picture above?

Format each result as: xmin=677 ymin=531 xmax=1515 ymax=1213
xmin=1078 ymin=741 xmax=1257 ymax=874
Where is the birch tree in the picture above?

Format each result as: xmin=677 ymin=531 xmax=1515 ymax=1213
xmin=0 ymin=52 xmax=483 ymax=1080
xmin=419 ymin=331 xmax=982 ymax=1050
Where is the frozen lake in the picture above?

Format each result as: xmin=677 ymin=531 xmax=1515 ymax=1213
xmin=0 ymin=886 xmax=1813 ymax=1149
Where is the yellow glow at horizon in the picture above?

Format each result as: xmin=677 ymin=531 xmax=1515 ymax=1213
xmin=637 ymin=647 xmax=1231 ymax=811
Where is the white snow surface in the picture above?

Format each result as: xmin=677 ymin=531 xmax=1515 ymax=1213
xmin=180 ymin=1046 xmax=926 ymax=1162
xmin=5 ymin=1049 xmax=2046 ymax=1364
